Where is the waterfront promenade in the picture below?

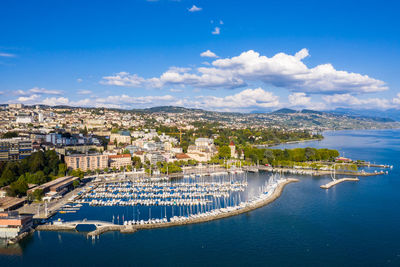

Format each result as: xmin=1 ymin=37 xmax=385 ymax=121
xmin=245 ymin=166 xmax=386 ymax=177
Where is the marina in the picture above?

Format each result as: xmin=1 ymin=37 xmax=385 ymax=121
xmin=38 ymin=173 xmax=299 ymax=236
xmin=1 ymin=129 xmax=399 ymax=266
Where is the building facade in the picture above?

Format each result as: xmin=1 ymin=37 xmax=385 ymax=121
xmin=0 ymin=137 xmax=32 ymax=161
xmin=108 ymin=154 xmax=132 ymax=169
xmin=110 ymin=131 xmax=131 ymax=145
xmin=0 ymin=211 xmax=33 ymax=238
xmin=65 ymin=154 xmax=108 ymax=171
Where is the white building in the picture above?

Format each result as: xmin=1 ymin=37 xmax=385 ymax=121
xmin=38 ymin=113 xmax=44 ymax=122
xmin=16 ymin=116 xmax=33 ymax=124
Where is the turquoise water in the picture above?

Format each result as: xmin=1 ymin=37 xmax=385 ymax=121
xmin=1 ymin=129 xmax=400 ymax=266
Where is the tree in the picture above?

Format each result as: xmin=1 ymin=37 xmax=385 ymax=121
xmin=264 ymin=150 xmax=274 ymax=164
xmin=80 ymin=126 xmax=88 ymax=135
xmin=32 ymin=171 xmax=47 ymax=184
xmin=58 ymin=163 xmax=67 ymax=176
xmin=29 ymin=152 xmax=45 ymax=173
xmin=132 ymin=156 xmax=142 ymax=169
xmin=8 ymin=178 xmax=28 ymax=197
xmin=111 ymin=128 xmax=119 ymax=134
xmin=72 ymin=180 xmax=80 ymax=188
xmin=33 ymin=189 xmax=44 ymax=201
xmin=0 ymin=168 xmax=15 ymax=186
xmin=305 ymin=147 xmax=317 ymax=161
xmin=71 ymin=169 xmax=84 ymax=179
xmin=218 ymin=146 xmax=231 ymax=159
xmin=2 ymin=131 xmax=18 ymax=138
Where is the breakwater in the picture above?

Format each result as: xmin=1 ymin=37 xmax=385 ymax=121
xmin=320 ymin=177 xmax=360 ymax=189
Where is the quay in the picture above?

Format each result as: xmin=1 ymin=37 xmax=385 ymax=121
xmin=320 ymin=177 xmax=360 ymax=189
xmin=245 ymin=166 xmax=387 ymax=177
xmin=36 ymin=178 xmax=299 ymax=236
xmin=36 ymin=220 xmax=137 ymax=237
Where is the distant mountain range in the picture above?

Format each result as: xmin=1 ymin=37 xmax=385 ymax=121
xmin=2 ymin=104 xmax=400 ymax=128
xmin=269 ymin=108 xmax=396 ymax=122
xmin=329 ymin=108 xmax=400 ymax=122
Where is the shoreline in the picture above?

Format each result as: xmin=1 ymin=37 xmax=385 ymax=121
xmin=37 ymin=178 xmax=299 ymax=236
xmin=255 ymin=138 xmax=322 ymax=148
xmin=253 ymin=166 xmax=386 ymax=177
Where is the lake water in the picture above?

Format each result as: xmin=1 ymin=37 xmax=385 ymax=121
xmin=1 ymin=129 xmax=399 ymax=266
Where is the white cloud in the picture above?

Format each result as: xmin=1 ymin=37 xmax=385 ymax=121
xmin=392 ymin=93 xmax=400 ymax=105
xmin=323 ymin=94 xmax=392 ymax=110
xmin=77 ymin=78 xmax=83 ymax=83
xmin=17 ymin=94 xmax=40 ymax=103
xmin=100 ymin=72 xmax=145 ymax=87
xmin=14 ymin=87 xmax=63 ymax=96
xmin=294 ymin=48 xmax=309 ymax=60
xmin=7 ymin=87 xmax=282 ymax=111
xmin=72 ymin=94 xmax=176 ymax=109
xmin=101 ymin=49 xmax=387 ymax=94
xmin=29 ymin=87 xmax=63 ymax=95
xmin=288 ymin=92 xmax=311 ymax=106
xmin=200 ymin=50 xmax=218 ymax=58
xmin=0 ymin=52 xmax=16 ymax=57
xmin=288 ymin=92 xmax=326 ymax=110
xmin=42 ymin=97 xmax=70 ymax=106
xmin=168 ymin=66 xmax=191 ymax=73
xmin=212 ymin=27 xmax=220 ymax=35
xmin=220 ymin=20 xmax=224 ymax=25
xmin=188 ymin=5 xmax=202 ymax=12
xmin=185 ymin=88 xmax=280 ymax=112
xmin=170 ymin=88 xmax=183 ymax=93
xmin=77 ymin=90 xmax=92 ymax=95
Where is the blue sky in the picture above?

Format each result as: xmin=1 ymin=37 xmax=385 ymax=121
xmin=1 ymin=0 xmax=399 ymax=111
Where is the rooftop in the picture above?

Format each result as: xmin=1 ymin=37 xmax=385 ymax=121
xmin=109 ymin=154 xmax=131 ymax=159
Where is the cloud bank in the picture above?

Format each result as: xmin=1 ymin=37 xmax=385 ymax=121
xmin=100 ymin=49 xmax=387 ymax=95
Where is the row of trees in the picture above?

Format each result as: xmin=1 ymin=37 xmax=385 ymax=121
xmin=0 ymin=150 xmax=65 ymax=197
xmin=215 ymin=146 xmax=339 ymax=166
xmin=171 ymin=124 xmax=321 ymax=152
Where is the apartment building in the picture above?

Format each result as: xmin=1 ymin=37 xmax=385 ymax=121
xmin=0 ymin=137 xmax=32 ymax=161
xmin=108 ymin=154 xmax=132 ymax=169
xmin=65 ymin=154 xmax=108 ymax=171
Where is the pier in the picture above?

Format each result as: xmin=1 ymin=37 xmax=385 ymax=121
xmin=320 ymin=177 xmax=360 ymax=189
xmin=36 ymin=220 xmax=137 ymax=237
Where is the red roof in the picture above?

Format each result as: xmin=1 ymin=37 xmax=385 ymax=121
xmin=175 ymin=153 xmax=191 ymax=159
xmin=109 ymin=154 xmax=131 ymax=159
xmin=229 ymin=141 xmax=235 ymax=146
